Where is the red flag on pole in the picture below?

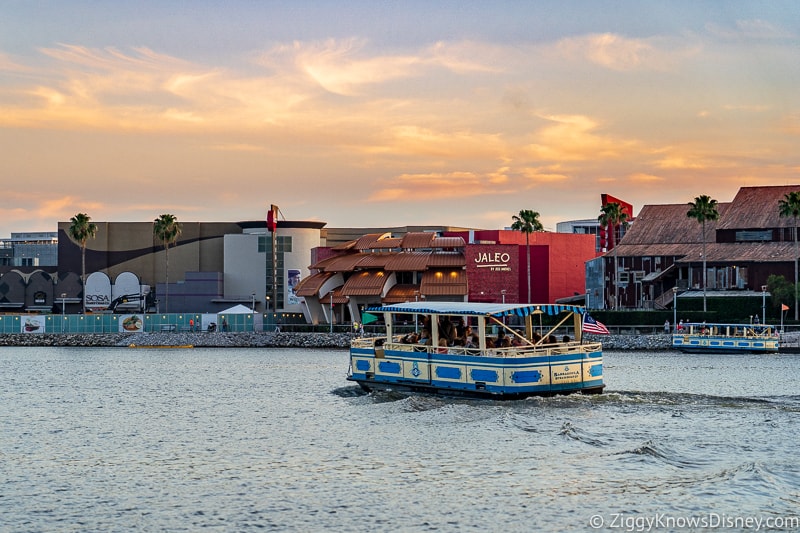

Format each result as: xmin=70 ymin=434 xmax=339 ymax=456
xmin=781 ymin=304 xmax=789 ymax=311
xmin=267 ymin=204 xmax=278 ymax=232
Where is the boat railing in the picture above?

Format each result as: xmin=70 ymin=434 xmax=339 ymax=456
xmin=678 ymin=324 xmax=778 ymax=338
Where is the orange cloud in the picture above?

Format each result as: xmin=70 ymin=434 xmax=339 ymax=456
xmin=526 ymin=114 xmax=640 ymax=161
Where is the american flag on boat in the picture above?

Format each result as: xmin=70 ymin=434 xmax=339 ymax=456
xmin=582 ymin=312 xmax=610 ymax=335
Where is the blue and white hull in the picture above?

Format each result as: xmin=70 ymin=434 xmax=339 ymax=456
xmin=349 ymin=347 xmax=604 ymax=399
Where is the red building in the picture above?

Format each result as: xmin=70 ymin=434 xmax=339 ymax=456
xmin=295 ymin=229 xmax=597 ymax=325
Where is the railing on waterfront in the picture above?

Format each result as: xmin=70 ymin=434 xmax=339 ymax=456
xmin=1 ymin=314 xmax=796 ymax=336
xmin=0 ymin=312 xmax=294 ymax=334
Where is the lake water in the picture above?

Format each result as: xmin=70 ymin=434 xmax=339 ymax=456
xmin=2 ymin=347 xmax=799 ymax=532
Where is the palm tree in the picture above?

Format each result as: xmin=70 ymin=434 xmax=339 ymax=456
xmin=686 ymin=194 xmax=720 ymax=313
xmin=68 ymin=213 xmax=98 ymax=313
xmin=598 ymin=202 xmax=629 ymax=309
xmin=511 ymin=209 xmax=544 ymax=303
xmin=778 ymin=191 xmax=800 ymax=321
xmin=153 ymin=214 xmax=182 ymax=313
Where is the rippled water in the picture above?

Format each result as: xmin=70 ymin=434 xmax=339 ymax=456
xmin=2 ymin=347 xmax=799 ymax=532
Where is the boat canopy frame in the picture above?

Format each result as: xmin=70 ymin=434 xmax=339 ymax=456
xmin=366 ymin=302 xmax=588 ymax=349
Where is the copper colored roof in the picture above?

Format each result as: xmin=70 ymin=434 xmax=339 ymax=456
xmin=385 ymin=252 xmax=431 ymax=271
xmin=400 ymin=232 xmax=436 ymax=249
xmin=341 ymin=270 xmax=390 ymax=296
xmin=431 ymin=236 xmax=465 ymax=248
xmin=426 ymin=253 xmax=465 ymax=268
xmin=420 ymin=269 xmax=467 ymax=295
xmin=331 ymin=240 xmax=357 ymax=251
xmin=321 ymin=286 xmax=349 ymax=304
xmin=293 ymin=271 xmax=336 ymax=297
xmin=357 ymin=253 xmax=393 ymax=269
xmin=370 ymin=237 xmax=402 ymax=249
xmin=315 ymin=253 xmax=369 ymax=272
xmin=354 ymin=232 xmax=393 ymax=250
xmin=382 ymin=284 xmax=421 ymax=303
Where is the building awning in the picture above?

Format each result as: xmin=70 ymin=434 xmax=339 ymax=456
xmin=384 ymin=252 xmax=431 ymax=271
xmin=321 ymin=286 xmax=349 ymax=304
xmin=294 ymin=271 xmax=336 ymax=297
xmin=641 ymin=264 xmax=675 ymax=283
xmin=314 ymin=253 xmax=369 ymax=272
xmin=426 ymin=253 xmax=465 ymax=268
xmin=420 ymin=269 xmax=467 ymax=296
xmin=382 ymin=284 xmax=421 ymax=303
xmin=341 ymin=270 xmax=390 ymax=296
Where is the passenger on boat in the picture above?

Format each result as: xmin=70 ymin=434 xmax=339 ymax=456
xmin=455 ymin=318 xmax=467 ymax=340
xmin=419 ymin=328 xmax=432 ymax=345
xmin=402 ymin=332 xmax=420 ymax=344
xmin=465 ymin=334 xmax=479 ymax=348
xmin=439 ymin=317 xmax=456 ymax=345
xmin=562 ymin=335 xmax=571 ymax=343
xmin=437 ymin=338 xmax=449 ymax=353
xmin=546 ymin=334 xmax=558 ymax=344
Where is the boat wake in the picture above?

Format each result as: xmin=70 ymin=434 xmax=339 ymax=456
xmin=612 ymin=439 xmax=711 ymax=469
xmin=602 ymin=390 xmax=800 ymax=411
xmin=558 ymin=421 xmax=609 ymax=447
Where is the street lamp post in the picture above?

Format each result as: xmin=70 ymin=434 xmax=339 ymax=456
xmin=330 ymin=292 xmax=334 ymax=334
xmin=672 ymin=286 xmax=678 ymax=333
xmin=251 ymin=293 xmax=256 ymax=331
xmin=61 ymin=292 xmax=67 ymax=333
xmin=762 ymin=285 xmax=767 ymax=324
xmin=414 ymin=290 xmax=420 ymax=333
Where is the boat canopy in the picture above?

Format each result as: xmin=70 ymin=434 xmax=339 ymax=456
xmin=366 ymin=302 xmax=584 ymax=318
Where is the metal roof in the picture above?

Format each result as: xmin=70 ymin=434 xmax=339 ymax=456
xmin=366 ymin=302 xmax=584 ymax=317
xmin=420 ymin=269 xmax=467 ymax=295
xmin=341 ymin=270 xmax=390 ymax=295
xmin=293 ymin=271 xmax=336 ymax=297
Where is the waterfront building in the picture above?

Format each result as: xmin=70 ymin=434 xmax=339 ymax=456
xmin=605 ymin=185 xmax=800 ymax=310
xmin=0 ymin=232 xmax=58 ymax=267
xmin=295 ymin=229 xmax=597 ymax=325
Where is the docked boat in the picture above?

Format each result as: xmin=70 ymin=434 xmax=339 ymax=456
xmin=672 ymin=322 xmax=779 ymax=354
xmin=347 ymin=302 xmax=604 ymax=399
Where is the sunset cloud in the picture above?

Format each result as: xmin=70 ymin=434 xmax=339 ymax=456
xmin=0 ymin=1 xmax=797 ymax=237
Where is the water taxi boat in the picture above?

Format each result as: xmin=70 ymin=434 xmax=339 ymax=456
xmin=347 ymin=302 xmax=604 ymax=399
xmin=672 ymin=322 xmax=779 ymax=354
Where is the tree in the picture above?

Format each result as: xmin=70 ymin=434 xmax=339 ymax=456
xmin=510 ymin=209 xmax=544 ymax=303
xmin=686 ymin=194 xmax=720 ymax=313
xmin=778 ymin=191 xmax=800 ymax=321
xmin=766 ymin=274 xmax=794 ymax=314
xmin=153 ymin=214 xmax=182 ymax=313
xmin=598 ymin=202 xmax=629 ymax=309
xmin=68 ymin=213 xmax=98 ymax=313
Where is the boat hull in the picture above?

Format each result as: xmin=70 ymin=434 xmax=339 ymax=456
xmin=672 ymin=334 xmax=779 ymax=354
xmin=349 ymin=345 xmax=604 ymax=400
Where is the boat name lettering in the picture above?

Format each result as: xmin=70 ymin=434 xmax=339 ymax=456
xmin=552 ymin=369 xmax=581 ymax=379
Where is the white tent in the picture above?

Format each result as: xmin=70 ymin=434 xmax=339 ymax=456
xmin=219 ymin=304 xmax=253 ymax=314
xmin=217 ymin=304 xmax=261 ymax=331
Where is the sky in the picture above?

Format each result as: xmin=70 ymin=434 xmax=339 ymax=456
xmin=1 ymin=1 xmax=799 ymax=237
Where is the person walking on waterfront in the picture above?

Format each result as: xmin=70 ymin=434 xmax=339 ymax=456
xmin=189 ymin=318 xmax=195 ymax=332
xmin=664 ymin=319 xmax=670 ymax=333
